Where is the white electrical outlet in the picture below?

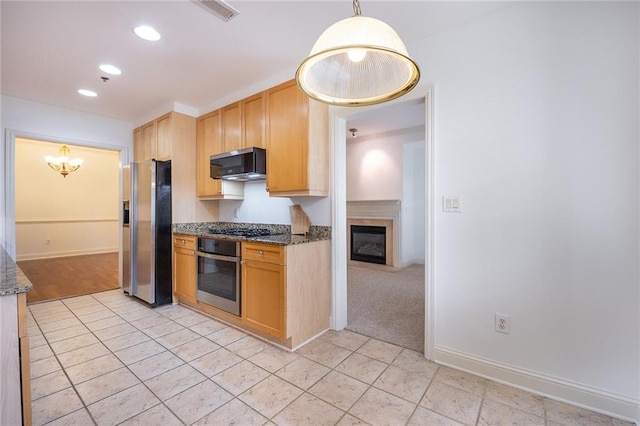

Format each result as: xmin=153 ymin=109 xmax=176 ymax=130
xmin=495 ymin=313 xmax=510 ymax=334
xmin=443 ymin=196 xmax=462 ymax=213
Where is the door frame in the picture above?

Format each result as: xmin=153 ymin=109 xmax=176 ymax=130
xmin=329 ymin=85 xmax=436 ymax=359
xmin=3 ymin=129 xmax=128 ymax=285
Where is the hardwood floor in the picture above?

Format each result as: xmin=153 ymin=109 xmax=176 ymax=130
xmin=18 ymin=252 xmax=119 ymax=304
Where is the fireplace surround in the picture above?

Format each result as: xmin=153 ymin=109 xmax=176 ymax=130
xmin=347 ymin=200 xmax=401 ymax=267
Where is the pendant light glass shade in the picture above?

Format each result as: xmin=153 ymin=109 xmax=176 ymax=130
xmin=296 ymin=3 xmax=420 ymax=107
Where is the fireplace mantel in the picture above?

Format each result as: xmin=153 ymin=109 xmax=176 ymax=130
xmin=346 ymin=200 xmax=401 ymax=218
xmin=347 ymin=200 xmax=401 ymax=267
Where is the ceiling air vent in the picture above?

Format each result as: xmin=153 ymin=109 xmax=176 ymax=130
xmin=192 ymin=0 xmax=239 ymax=22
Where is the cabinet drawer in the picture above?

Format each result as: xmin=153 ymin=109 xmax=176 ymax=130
xmin=173 ymin=235 xmax=196 ymax=250
xmin=242 ymin=243 xmax=285 ymax=265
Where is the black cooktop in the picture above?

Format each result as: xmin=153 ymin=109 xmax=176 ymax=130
xmin=208 ymin=228 xmax=273 ymax=237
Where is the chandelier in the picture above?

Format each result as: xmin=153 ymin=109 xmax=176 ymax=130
xmin=296 ymin=0 xmax=420 ymax=107
xmin=44 ymin=145 xmax=83 ymax=178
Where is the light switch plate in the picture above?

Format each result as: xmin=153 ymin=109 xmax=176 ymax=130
xmin=443 ymin=196 xmax=462 ymax=213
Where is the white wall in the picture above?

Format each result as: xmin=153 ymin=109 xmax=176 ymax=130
xmin=346 ymin=136 xmax=403 ymax=201
xmin=15 ymin=139 xmax=119 ymax=260
xmin=401 ymin=140 xmax=426 ymax=265
xmin=217 ymin=180 xmax=331 ymax=226
xmin=1 ymin=95 xmax=133 ymax=256
xmin=346 ymin=132 xmax=426 ymax=264
xmin=409 ymin=1 xmax=638 ymax=417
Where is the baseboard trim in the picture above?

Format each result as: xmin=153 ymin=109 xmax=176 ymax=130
xmin=17 ymin=248 xmax=118 ymax=261
xmin=433 ymin=346 xmax=638 ymax=423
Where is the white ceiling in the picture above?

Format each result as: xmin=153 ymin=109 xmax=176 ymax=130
xmin=1 ymin=1 xmax=511 ymax=124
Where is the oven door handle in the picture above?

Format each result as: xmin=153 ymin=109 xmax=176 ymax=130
xmin=196 ymin=251 xmax=239 ymax=262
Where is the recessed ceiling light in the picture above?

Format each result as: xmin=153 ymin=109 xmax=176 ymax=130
xmin=78 ymin=89 xmax=97 ymax=97
xmin=99 ymin=64 xmax=122 ymax=75
xmin=134 ymin=25 xmax=161 ymax=41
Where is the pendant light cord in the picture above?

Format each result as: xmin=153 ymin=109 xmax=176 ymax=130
xmin=352 ymin=0 xmax=361 ymax=16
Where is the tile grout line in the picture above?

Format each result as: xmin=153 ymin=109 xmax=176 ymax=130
xmin=88 ymin=294 xmax=276 ymax=425
xmin=32 ymin=293 xmax=572 ymax=426
xmin=29 ymin=297 xmax=100 ymax=426
xmin=136 ymin=307 xmax=295 ymax=425
xmin=31 ymin=293 xmax=175 ymax=425
xmin=87 ymin=294 xmax=198 ymax=425
xmin=129 ymin=305 xmax=407 ymax=423
xmin=73 ymin=293 xmax=193 ymax=425
xmin=33 ymin=294 xmax=315 ymax=424
xmin=33 ymin=296 xmax=441 ymax=426
xmin=337 ymin=343 xmax=406 ymax=425
xmin=474 ymin=380 xmax=489 ymax=425
xmin=405 ymin=363 xmax=439 ymax=424
xmin=268 ymin=336 xmax=388 ymax=424
xmin=260 ymin=334 xmax=431 ymax=424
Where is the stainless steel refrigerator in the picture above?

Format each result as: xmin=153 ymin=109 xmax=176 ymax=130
xmin=122 ymin=159 xmax=173 ymax=307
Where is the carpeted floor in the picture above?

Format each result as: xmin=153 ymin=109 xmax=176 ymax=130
xmin=346 ymin=263 xmax=425 ymax=352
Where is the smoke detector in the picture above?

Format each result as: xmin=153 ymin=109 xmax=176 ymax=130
xmin=192 ymin=0 xmax=239 ymax=22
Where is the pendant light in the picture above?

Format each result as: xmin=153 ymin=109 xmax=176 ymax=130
xmin=296 ymin=0 xmax=420 ymax=107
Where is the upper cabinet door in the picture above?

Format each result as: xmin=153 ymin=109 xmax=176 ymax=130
xmin=265 ymin=80 xmax=329 ymax=197
xmin=141 ymin=121 xmax=157 ymax=161
xmin=222 ymin=102 xmax=242 ymax=152
xmin=155 ymin=113 xmax=172 ymax=160
xmin=242 ymin=92 xmax=266 ymax=149
xmin=266 ymin=80 xmax=308 ymax=194
xmin=133 ymin=127 xmax=143 ymax=162
xmin=196 ymin=110 xmax=223 ymax=198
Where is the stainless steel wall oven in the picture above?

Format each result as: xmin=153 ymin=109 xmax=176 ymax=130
xmin=195 ymin=238 xmax=240 ymax=315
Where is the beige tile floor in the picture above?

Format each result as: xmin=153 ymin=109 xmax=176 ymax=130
xmin=27 ymin=290 xmax=632 ymax=426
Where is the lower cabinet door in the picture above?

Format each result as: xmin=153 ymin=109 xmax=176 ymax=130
xmin=174 ymin=247 xmax=196 ymax=303
xmin=241 ymin=259 xmax=286 ymax=338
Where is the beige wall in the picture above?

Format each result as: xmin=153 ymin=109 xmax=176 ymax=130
xmin=15 ymin=138 xmax=120 ymax=260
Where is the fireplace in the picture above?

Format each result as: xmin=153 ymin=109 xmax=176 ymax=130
xmin=347 ymin=200 xmax=399 ymax=267
xmin=350 ymin=225 xmax=386 ymax=265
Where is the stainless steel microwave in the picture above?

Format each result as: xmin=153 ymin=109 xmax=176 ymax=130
xmin=210 ymin=147 xmax=266 ymax=181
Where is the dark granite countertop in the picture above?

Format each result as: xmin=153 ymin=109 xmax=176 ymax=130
xmin=172 ymin=222 xmax=331 ymax=246
xmin=0 ymin=246 xmax=33 ymax=295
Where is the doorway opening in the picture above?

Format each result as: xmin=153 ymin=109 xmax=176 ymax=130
xmin=11 ymin=137 xmax=122 ymax=303
xmin=330 ymin=86 xmax=435 ymax=358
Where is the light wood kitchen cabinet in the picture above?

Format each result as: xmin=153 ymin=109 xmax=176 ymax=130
xmin=139 ymin=121 xmax=157 ymax=161
xmin=133 ymin=127 xmax=143 ymax=162
xmin=222 ymin=93 xmax=266 ymax=152
xmin=222 ymin=102 xmax=242 ymax=152
xmin=196 ymin=109 xmax=244 ymax=200
xmin=132 ymin=112 xmax=196 ymax=222
xmin=265 ymin=79 xmax=329 ymax=197
xmin=133 ymin=112 xmax=195 ymax=162
xmin=155 ymin=113 xmax=172 ymax=160
xmin=173 ymin=235 xmax=197 ymax=304
xmin=242 ymin=243 xmax=286 ymax=338
xmin=242 ymin=92 xmax=266 ymax=149
xmin=241 ymin=240 xmax=331 ymax=348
